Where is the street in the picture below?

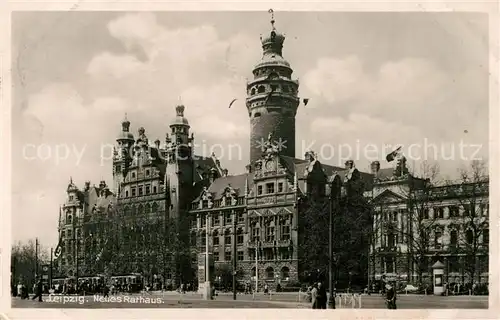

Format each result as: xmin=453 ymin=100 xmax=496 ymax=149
xmin=10 ymin=292 xmax=488 ymax=309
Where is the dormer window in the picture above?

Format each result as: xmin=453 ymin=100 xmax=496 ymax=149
xmin=131 ymin=172 xmax=136 ymax=179
xmin=146 ymin=169 xmax=150 ymax=176
xmin=69 ymin=195 xmax=74 ymax=201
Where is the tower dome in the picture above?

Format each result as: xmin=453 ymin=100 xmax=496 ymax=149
xmin=117 ymin=113 xmax=134 ymax=141
xmin=170 ymin=105 xmax=190 ymax=127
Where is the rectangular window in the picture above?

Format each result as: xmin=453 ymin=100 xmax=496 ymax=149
xmin=450 ymin=230 xmax=458 ymax=247
xmin=224 ymin=212 xmax=232 ymax=225
xmin=266 ymin=183 xmax=275 ymax=194
xmin=265 ymin=226 xmax=275 ymax=242
xmin=125 ymin=190 xmax=129 ymax=197
xmin=225 ymin=233 xmax=232 ymax=245
xmin=281 ymin=225 xmax=290 ymax=240
xmin=237 ymin=251 xmax=244 ymax=261
xmin=214 ymin=215 xmax=220 ymax=226
xmin=249 ymin=250 xmax=256 ymax=261
xmin=200 ymin=216 xmax=206 ymax=228
xmin=153 ymin=186 xmax=157 ymax=193
xmin=280 ymin=249 xmax=290 ymax=260
xmin=213 ymin=252 xmax=219 ymax=261
xmin=145 ymin=185 xmax=151 ymax=194
xmin=238 ymin=212 xmax=244 ymax=223
xmin=69 ymin=195 xmax=74 ymax=201
xmin=225 ymin=251 xmax=231 ymax=261
xmin=131 ymin=188 xmax=136 ymax=197
xmin=213 ymin=235 xmax=219 ymax=246
xmin=146 ymin=169 xmax=150 ymax=176
xmin=278 ymin=182 xmax=284 ymax=193
xmin=252 ymin=228 xmax=260 ymax=242
xmin=237 ymin=233 xmax=244 ymax=244
xmin=138 ymin=186 xmax=143 ymax=196
xmin=257 ymin=185 xmax=263 ymax=195
xmin=264 ymin=249 xmax=274 ymax=260
xmin=463 ymin=204 xmax=472 ymax=217
xmin=433 ymin=207 xmax=443 ymax=219
xmin=434 ymin=231 xmax=442 ymax=249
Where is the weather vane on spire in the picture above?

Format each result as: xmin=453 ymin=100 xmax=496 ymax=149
xmin=268 ymin=8 xmax=275 ymax=29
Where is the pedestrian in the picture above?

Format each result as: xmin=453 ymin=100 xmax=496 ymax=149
xmin=310 ymin=283 xmax=318 ymax=309
xmin=385 ymin=282 xmax=397 ymax=309
xmin=264 ymin=284 xmax=269 ymax=295
xmin=31 ymin=279 xmax=43 ymax=302
xmin=316 ymin=282 xmax=327 ymax=309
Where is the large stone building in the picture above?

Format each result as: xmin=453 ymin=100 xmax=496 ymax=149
xmin=54 ymin=12 xmax=489 ymax=291
xmin=368 ymin=158 xmax=489 ymax=288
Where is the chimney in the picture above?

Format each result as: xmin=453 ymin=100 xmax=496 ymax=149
xmin=371 ymin=161 xmax=380 ymax=175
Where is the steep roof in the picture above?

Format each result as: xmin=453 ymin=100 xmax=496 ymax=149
xmin=279 ymin=155 xmax=375 ymax=192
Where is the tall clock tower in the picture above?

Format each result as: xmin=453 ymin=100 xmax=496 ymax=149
xmin=246 ymin=11 xmax=300 ymax=163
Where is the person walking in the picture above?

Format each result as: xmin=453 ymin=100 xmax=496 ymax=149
xmin=310 ymin=283 xmax=318 ymax=309
xmin=31 ymin=279 xmax=43 ymax=302
xmin=316 ymin=282 xmax=327 ymax=309
xmin=385 ymin=282 xmax=397 ymax=309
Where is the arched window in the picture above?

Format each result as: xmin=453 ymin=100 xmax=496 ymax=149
xmin=266 ymin=267 xmax=274 ymax=279
xmin=251 ymin=88 xmax=256 ymax=95
xmin=254 ymin=112 xmax=261 ymax=118
xmin=138 ymin=204 xmax=144 ymax=215
xmin=252 ymin=267 xmax=256 ymax=277
xmin=152 ymin=202 xmax=158 ymax=213
xmin=130 ymin=205 xmax=137 ymax=216
xmin=257 ymin=85 xmax=265 ymax=93
xmin=145 ymin=203 xmax=151 ymax=214
xmin=281 ymin=266 xmax=290 ymax=279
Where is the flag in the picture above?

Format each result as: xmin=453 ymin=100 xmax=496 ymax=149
xmin=386 ymin=146 xmax=402 ymax=162
xmin=228 ymin=98 xmax=237 ymax=108
xmin=303 ymin=98 xmax=309 ymax=106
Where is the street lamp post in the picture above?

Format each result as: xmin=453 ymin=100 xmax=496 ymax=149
xmin=328 ymin=175 xmax=341 ymax=309
xmin=232 ymin=210 xmax=237 ymax=300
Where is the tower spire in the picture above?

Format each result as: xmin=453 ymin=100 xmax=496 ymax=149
xmin=269 ymin=8 xmax=275 ymax=29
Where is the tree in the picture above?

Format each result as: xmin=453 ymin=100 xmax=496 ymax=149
xmin=447 ymin=160 xmax=489 ymax=284
xmin=371 ymin=160 xmax=441 ymax=285
xmin=11 ymin=240 xmax=49 ymax=292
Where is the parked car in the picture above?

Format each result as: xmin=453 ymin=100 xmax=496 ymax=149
xmin=404 ymin=284 xmax=419 ymax=292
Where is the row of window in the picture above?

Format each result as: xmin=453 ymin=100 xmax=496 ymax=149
xmin=124 ymin=184 xmax=158 ymax=198
xmin=199 ymin=211 xmax=244 ymax=227
xmin=212 ymin=249 xmax=292 ymax=262
xmin=249 ymin=84 xmax=297 ymax=96
xmin=257 ymin=182 xmax=284 ymax=196
xmin=251 ymin=266 xmax=290 ymax=280
xmin=380 ymin=204 xmax=489 ymax=222
xmin=382 ymin=228 xmax=489 ymax=248
xmin=196 ymin=225 xmax=291 ymax=246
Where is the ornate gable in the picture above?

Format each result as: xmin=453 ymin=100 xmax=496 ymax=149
xmin=198 ymin=187 xmax=214 ymax=209
xmin=371 ymin=189 xmax=406 ymax=205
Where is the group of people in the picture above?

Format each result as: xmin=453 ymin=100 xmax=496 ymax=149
xmin=310 ymin=282 xmax=328 ymax=309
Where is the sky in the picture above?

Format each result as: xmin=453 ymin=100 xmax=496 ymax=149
xmin=11 ymin=11 xmax=489 ymax=246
